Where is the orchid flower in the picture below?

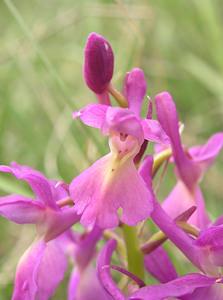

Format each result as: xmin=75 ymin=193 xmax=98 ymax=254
xmin=1 ymin=30 xmax=223 ymax=300
xmin=155 ymin=91 xmax=223 ymax=229
xmin=70 ymin=68 xmax=170 ymax=229
xmin=60 ymin=226 xmax=113 ymax=300
xmin=0 ymin=162 xmax=80 ymax=300
xmin=149 ymin=209 xmax=223 ymax=299
xmin=97 ymin=239 xmax=223 ymax=300
xmin=139 ymin=156 xmax=223 ymax=299
xmin=142 ymin=220 xmax=223 ymax=299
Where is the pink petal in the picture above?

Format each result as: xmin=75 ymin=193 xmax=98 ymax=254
xmin=139 ymin=159 xmax=200 ymax=268
xmin=213 ymin=215 xmax=223 ymax=226
xmin=189 ymin=132 xmax=223 ymax=171
xmin=69 ymin=267 xmax=113 ymax=300
xmin=141 ymin=119 xmax=170 ymax=145
xmin=144 ymin=246 xmax=177 ymax=283
xmin=130 ymin=273 xmax=216 ymax=300
xmin=59 ymin=226 xmax=102 ymax=274
xmin=50 ymin=180 xmax=69 ymax=201
xmin=155 ymin=91 xmax=201 ymax=190
xmin=118 ymin=160 xmax=153 ymax=226
xmin=42 ymin=207 xmax=80 ymax=242
xmin=70 ymin=155 xmax=114 ymax=227
xmin=138 ymin=155 xmax=154 ymax=190
xmin=12 ymin=240 xmax=67 ymax=300
xmin=103 ymin=107 xmax=144 ymax=145
xmin=123 ymin=68 xmax=147 ymax=116
xmin=12 ymin=241 xmax=45 ymax=300
xmin=195 ymin=225 xmax=223 ymax=270
xmin=68 ymin=268 xmax=80 ymax=300
xmin=70 ymin=154 xmax=153 ymax=229
xmin=36 ymin=240 xmax=67 ymax=300
xmin=97 ymin=239 xmax=126 ymax=300
xmin=0 ymin=162 xmax=56 ymax=209
xmin=184 ymin=284 xmax=223 ymax=300
xmin=162 ymin=181 xmax=210 ymax=229
xmin=74 ymin=225 xmax=102 ymax=270
xmin=73 ymin=106 xmax=145 ymax=145
xmin=194 ymin=187 xmax=211 ymax=230
xmin=154 ymin=91 xmax=182 ymax=150
xmin=73 ymin=103 xmax=108 ymax=129
xmin=0 ymin=195 xmax=45 ymax=224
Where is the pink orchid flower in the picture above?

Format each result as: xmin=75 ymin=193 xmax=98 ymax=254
xmin=70 ymin=70 xmax=170 ymax=229
xmin=60 ymin=226 xmax=112 ymax=300
xmin=0 ymin=162 xmax=80 ymax=300
xmin=155 ymin=92 xmax=223 ymax=229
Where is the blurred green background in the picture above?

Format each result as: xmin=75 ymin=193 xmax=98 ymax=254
xmin=0 ymin=0 xmax=223 ymax=298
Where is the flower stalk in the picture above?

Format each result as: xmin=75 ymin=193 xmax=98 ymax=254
xmin=122 ymin=224 xmax=145 ymax=280
xmin=107 ymin=83 xmax=128 ymax=107
xmin=141 ymin=221 xmax=199 ymax=254
xmin=152 ymin=148 xmax=172 ymax=177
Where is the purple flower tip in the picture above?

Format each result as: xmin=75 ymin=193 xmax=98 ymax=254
xmin=124 ymin=67 xmax=147 ymax=116
xmin=155 ymin=91 xmax=172 ymax=102
xmin=83 ymin=32 xmax=114 ymax=94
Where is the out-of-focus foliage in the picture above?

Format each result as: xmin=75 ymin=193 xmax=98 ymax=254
xmin=0 ymin=0 xmax=222 ymax=298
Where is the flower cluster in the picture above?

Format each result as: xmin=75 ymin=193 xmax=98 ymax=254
xmin=0 ymin=32 xmax=223 ymax=300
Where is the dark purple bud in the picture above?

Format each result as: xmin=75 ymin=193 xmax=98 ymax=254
xmin=83 ymin=32 xmax=114 ymax=94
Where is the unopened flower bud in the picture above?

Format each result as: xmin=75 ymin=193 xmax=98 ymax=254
xmin=83 ymin=32 xmax=114 ymax=94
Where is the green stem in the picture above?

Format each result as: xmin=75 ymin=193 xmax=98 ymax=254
xmin=141 ymin=221 xmax=200 ymax=255
xmin=122 ymin=224 xmax=145 ymax=280
xmin=152 ymin=148 xmax=172 ymax=177
xmin=107 ymin=83 xmax=128 ymax=108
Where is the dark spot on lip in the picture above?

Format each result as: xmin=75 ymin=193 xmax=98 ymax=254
xmin=120 ymin=132 xmax=128 ymax=141
xmin=111 ymin=168 xmax=115 ymax=172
